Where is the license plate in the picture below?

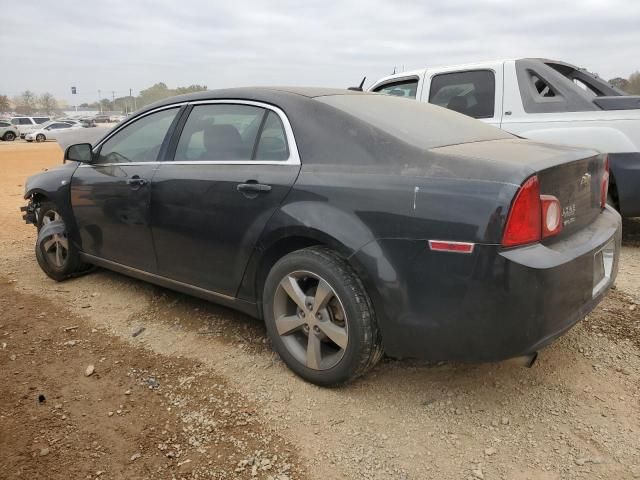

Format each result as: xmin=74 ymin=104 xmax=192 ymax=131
xmin=593 ymin=239 xmax=615 ymax=298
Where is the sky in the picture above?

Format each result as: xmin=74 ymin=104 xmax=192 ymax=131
xmin=2 ymin=0 xmax=639 ymax=105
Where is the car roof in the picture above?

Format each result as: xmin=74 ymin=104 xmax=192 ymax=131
xmin=142 ymin=86 xmax=364 ymax=111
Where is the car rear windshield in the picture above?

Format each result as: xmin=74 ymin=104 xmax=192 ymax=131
xmin=316 ymin=94 xmax=513 ymax=150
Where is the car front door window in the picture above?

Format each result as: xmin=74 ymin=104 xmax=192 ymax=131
xmin=97 ymin=108 xmax=179 ymax=164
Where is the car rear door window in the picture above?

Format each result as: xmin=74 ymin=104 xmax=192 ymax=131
xmin=254 ymin=111 xmax=289 ymax=161
xmin=18 ymin=118 xmax=34 ymax=125
xmin=374 ymin=79 xmax=419 ymax=99
xmin=97 ymin=108 xmax=179 ymax=164
xmin=429 ymin=70 xmax=495 ymax=119
xmin=34 ymin=117 xmax=50 ymax=124
xmin=174 ymin=104 xmax=266 ymax=161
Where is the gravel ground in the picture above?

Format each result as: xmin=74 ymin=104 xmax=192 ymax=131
xmin=1 ymin=141 xmax=639 ymax=479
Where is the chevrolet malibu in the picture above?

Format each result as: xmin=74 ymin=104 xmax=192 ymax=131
xmin=22 ymin=87 xmax=621 ymax=386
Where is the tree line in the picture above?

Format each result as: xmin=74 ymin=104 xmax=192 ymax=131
xmin=0 ymin=91 xmax=59 ymax=115
xmin=2 ymin=73 xmax=640 ymax=115
xmin=0 ymin=83 xmax=207 ymax=115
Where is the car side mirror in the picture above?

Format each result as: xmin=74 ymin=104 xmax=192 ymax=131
xmin=64 ymin=143 xmax=93 ymax=164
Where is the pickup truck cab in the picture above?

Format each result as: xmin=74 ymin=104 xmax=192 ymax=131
xmin=370 ymin=58 xmax=640 ymax=217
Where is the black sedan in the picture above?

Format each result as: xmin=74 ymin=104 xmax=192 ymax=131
xmin=22 ymin=87 xmax=621 ymax=386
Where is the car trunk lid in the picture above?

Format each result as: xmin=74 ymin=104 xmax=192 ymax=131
xmin=431 ymin=138 xmax=607 ymax=241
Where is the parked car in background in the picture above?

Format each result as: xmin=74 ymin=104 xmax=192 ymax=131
xmin=56 ymin=118 xmax=85 ymax=127
xmin=22 ymin=87 xmax=620 ymax=386
xmin=79 ymin=118 xmax=97 ymax=128
xmin=0 ymin=119 xmax=20 ymax=141
xmin=370 ymin=58 xmax=640 ymax=217
xmin=24 ymin=121 xmax=82 ymax=142
xmin=109 ymin=114 xmax=126 ymax=123
xmin=10 ymin=116 xmax=51 ymax=138
xmin=94 ymin=114 xmax=111 ymax=123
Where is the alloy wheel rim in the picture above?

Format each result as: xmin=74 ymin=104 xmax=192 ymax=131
xmin=273 ymin=271 xmax=348 ymax=371
xmin=41 ymin=211 xmax=68 ymax=268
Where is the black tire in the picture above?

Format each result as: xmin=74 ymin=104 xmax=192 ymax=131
xmin=263 ymin=246 xmax=383 ymax=386
xmin=36 ymin=134 xmax=46 ymax=143
xmin=35 ymin=202 xmax=86 ymax=281
xmin=3 ymin=131 xmax=16 ymax=141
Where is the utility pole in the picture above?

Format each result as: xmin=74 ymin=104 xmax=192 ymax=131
xmin=130 ymin=88 xmax=136 ymax=112
xmin=112 ymin=91 xmax=116 ymax=112
xmin=98 ymin=90 xmax=102 ymax=113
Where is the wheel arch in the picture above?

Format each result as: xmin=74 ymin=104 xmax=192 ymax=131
xmin=239 ymin=230 xmax=341 ymax=314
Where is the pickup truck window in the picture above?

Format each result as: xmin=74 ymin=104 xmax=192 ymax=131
xmin=429 ymin=70 xmax=495 ymax=119
xmin=373 ymin=79 xmax=418 ymax=99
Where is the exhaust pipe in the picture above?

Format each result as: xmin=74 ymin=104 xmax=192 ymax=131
xmin=507 ymin=352 xmax=538 ymax=368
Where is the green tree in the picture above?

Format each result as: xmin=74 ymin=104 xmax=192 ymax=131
xmin=608 ymin=77 xmax=629 ymax=92
xmin=627 ymin=71 xmax=640 ymax=95
xmin=39 ymin=93 xmax=58 ymax=114
xmin=138 ymin=82 xmax=171 ymax=107
xmin=0 ymin=94 xmax=10 ymax=112
xmin=100 ymin=98 xmax=113 ymax=111
xmin=174 ymin=84 xmax=208 ymax=95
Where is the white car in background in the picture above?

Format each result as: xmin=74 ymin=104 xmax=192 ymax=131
xmin=24 ymin=121 xmax=82 ymax=143
xmin=10 ymin=116 xmax=51 ymax=138
xmin=0 ymin=120 xmax=20 ymax=141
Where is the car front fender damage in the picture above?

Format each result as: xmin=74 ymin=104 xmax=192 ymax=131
xmin=20 ymin=196 xmax=39 ymax=225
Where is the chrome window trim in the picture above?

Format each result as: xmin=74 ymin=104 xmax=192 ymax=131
xmin=88 ymin=99 xmax=301 ymax=167
xmin=91 ymin=103 xmax=187 ymax=152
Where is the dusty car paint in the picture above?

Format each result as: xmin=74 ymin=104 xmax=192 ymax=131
xmin=24 ymin=87 xmax=622 ymax=361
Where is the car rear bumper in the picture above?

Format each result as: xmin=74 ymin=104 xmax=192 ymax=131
xmin=352 ymin=206 xmax=622 ymax=361
xmin=609 ymin=152 xmax=640 ymax=217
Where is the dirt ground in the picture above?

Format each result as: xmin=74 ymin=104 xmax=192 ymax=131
xmin=1 ymin=141 xmax=639 ymax=480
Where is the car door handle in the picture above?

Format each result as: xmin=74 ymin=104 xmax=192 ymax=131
xmin=237 ymin=183 xmax=272 ymax=193
xmin=126 ymin=176 xmax=147 ymax=187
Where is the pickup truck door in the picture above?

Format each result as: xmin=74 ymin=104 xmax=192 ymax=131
xmin=420 ymin=63 xmax=504 ymax=127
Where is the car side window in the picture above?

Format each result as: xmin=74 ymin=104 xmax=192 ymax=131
xmin=0 ymin=121 xmax=9 ymax=127
xmin=96 ymin=108 xmax=179 ymax=164
xmin=34 ymin=117 xmax=49 ymax=124
xmin=374 ymin=79 xmax=419 ymax=99
xmin=255 ymin=111 xmax=289 ymax=161
xmin=19 ymin=118 xmax=34 ymax=125
xmin=174 ymin=104 xmax=265 ymax=161
xmin=429 ymin=70 xmax=495 ymax=119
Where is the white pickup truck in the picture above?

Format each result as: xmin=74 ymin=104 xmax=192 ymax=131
xmin=369 ymin=58 xmax=640 ymax=217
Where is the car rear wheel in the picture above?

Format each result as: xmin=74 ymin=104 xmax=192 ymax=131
xmin=35 ymin=134 xmax=46 ymax=142
xmin=3 ymin=131 xmax=16 ymax=141
xmin=263 ymin=246 xmax=383 ymax=386
xmin=35 ymin=202 xmax=87 ymax=281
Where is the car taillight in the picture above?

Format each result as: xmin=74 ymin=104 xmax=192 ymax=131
xmin=502 ymin=176 xmax=541 ymax=247
xmin=502 ymin=176 xmax=563 ymax=247
xmin=600 ymin=155 xmax=609 ymax=209
xmin=540 ymin=195 xmax=562 ymax=238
